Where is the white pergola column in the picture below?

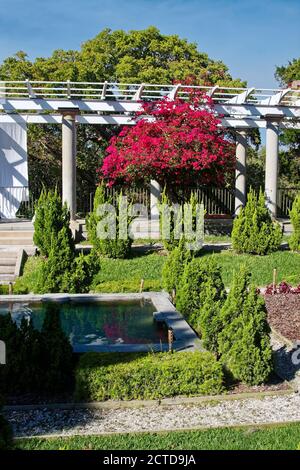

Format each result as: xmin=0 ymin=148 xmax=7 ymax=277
xmin=150 ymin=180 xmax=161 ymax=218
xmin=234 ymin=130 xmax=247 ymax=216
xmin=60 ymin=108 xmax=78 ymax=221
xmin=265 ymin=119 xmax=280 ymax=218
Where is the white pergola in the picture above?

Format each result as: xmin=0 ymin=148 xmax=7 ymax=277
xmin=1 ymin=80 xmax=300 ymax=220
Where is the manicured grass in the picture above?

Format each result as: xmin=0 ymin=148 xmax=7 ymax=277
xmin=16 ymin=422 xmax=300 ymax=450
xmin=204 ymin=234 xmax=232 ymax=243
xmin=204 ymin=234 xmax=291 ymax=244
xmin=11 ymin=246 xmax=300 ymax=295
xmin=92 ymin=252 xmax=165 ymax=293
xmin=93 ymin=249 xmax=300 ymax=293
xmin=201 ymin=250 xmax=300 ymax=287
xmin=13 ymin=256 xmax=44 ymax=294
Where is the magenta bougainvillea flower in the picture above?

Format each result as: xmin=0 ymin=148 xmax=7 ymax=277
xmin=100 ymin=90 xmax=235 ymax=191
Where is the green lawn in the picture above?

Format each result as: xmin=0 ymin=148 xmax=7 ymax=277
xmin=203 ymin=234 xmax=291 ymax=244
xmin=202 ymin=249 xmax=300 ymax=286
xmin=92 ymin=252 xmax=165 ymax=292
xmin=92 ymin=249 xmax=300 ymax=292
xmin=16 ymin=422 xmax=300 ymax=450
xmin=6 ymin=246 xmax=300 ymax=295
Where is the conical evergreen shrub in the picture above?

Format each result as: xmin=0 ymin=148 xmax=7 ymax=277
xmin=289 ymin=194 xmax=300 ymax=251
xmin=231 ymin=188 xmax=282 ymax=255
xmin=33 ymin=188 xmax=73 ymax=257
xmin=35 ymin=226 xmax=75 ymax=293
xmin=176 ymin=257 xmax=226 ymax=330
xmin=198 ymin=282 xmax=224 ymax=353
xmin=159 ymin=189 xmax=204 ymax=252
xmin=161 ymin=236 xmax=192 ymax=295
xmin=87 ymin=183 xmax=134 ymax=258
xmin=218 ymin=266 xmax=273 ymax=385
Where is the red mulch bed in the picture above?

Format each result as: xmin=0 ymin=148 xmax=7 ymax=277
xmin=265 ymin=294 xmax=300 ymax=342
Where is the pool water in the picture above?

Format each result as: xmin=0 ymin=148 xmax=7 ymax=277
xmin=0 ymin=300 xmax=168 ymax=347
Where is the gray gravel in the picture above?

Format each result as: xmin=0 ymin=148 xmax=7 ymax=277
xmin=5 ymin=394 xmax=300 ymax=438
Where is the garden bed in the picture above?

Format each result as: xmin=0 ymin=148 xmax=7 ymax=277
xmin=266 ymin=294 xmax=300 ymax=342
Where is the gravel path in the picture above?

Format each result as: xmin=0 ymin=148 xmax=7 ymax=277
xmin=5 ymin=394 xmax=300 ymax=438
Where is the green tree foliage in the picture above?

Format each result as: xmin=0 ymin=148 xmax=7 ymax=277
xmin=0 ymin=27 xmax=245 ymax=202
xmin=218 ymin=267 xmax=273 ymax=385
xmin=87 ymin=183 xmax=134 ymax=258
xmin=33 ymin=188 xmax=74 ymax=257
xmin=231 ymin=188 xmax=282 ymax=255
xmin=161 ymin=237 xmax=192 ymax=295
xmin=275 ymin=59 xmax=300 ymax=189
xmin=176 ymin=257 xmax=226 ymax=330
xmin=275 ymin=58 xmax=300 ymax=86
xmin=289 ymin=194 xmax=300 ymax=251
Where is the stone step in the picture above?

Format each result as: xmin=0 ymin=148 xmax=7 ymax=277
xmin=0 ymin=238 xmax=33 ymax=246
xmin=0 ymin=231 xmax=33 ymax=239
xmin=0 ymin=250 xmax=18 ymax=259
xmin=0 ymin=265 xmax=15 ymax=274
xmin=0 ymin=222 xmax=33 ymax=231
xmin=0 ymin=257 xmax=17 ymax=266
xmin=0 ymin=274 xmax=16 ymax=283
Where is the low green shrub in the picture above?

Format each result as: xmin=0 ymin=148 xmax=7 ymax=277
xmin=74 ymin=351 xmax=224 ymax=401
xmin=176 ymin=257 xmax=226 ymax=329
xmin=289 ymin=194 xmax=300 ymax=251
xmin=218 ymin=266 xmax=273 ymax=385
xmin=231 ymin=188 xmax=282 ymax=255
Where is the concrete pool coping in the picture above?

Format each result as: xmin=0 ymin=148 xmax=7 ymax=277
xmin=0 ymin=291 xmax=204 ymax=353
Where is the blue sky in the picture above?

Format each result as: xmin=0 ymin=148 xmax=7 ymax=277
xmin=0 ymin=0 xmax=299 ymax=88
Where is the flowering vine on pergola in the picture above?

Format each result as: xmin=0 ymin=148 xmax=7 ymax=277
xmin=100 ymin=91 xmax=236 ymax=200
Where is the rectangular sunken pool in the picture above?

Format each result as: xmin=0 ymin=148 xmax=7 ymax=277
xmin=0 ymin=298 xmax=168 ymax=352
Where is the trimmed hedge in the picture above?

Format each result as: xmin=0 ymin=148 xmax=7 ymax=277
xmin=74 ymin=351 xmax=224 ymax=401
